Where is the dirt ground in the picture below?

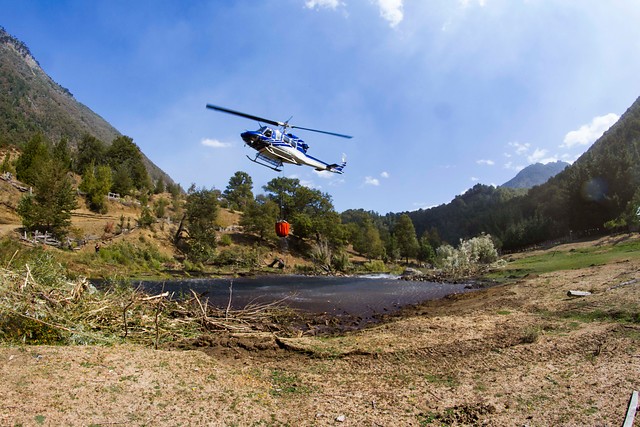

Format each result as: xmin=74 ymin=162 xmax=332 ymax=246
xmin=1 ymin=236 xmax=639 ymax=426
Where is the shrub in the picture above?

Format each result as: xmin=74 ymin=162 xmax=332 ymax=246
xmin=438 ymin=234 xmax=499 ymax=278
xmin=361 ymin=260 xmax=386 ymax=273
xmin=214 ymin=246 xmax=263 ymax=268
xmin=331 ymin=249 xmax=351 ymax=272
xmin=219 ymin=234 xmax=233 ymax=247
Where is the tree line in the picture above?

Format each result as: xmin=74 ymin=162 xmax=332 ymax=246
xmin=404 ymin=96 xmax=640 ymax=251
xmin=8 ymin=133 xmax=177 ymax=238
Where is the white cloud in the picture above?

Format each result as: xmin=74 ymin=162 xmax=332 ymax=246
xmin=459 ymin=0 xmax=487 ymax=8
xmin=314 ymin=170 xmax=335 ymax=179
xmin=508 ymin=141 xmax=530 ymax=155
xmin=525 ymin=149 xmax=558 ymax=165
xmin=377 ymin=0 xmax=403 ymax=28
xmin=527 ymin=148 xmax=548 ymax=163
xmin=300 ymin=179 xmax=320 ymax=189
xmin=305 ymin=0 xmax=343 ymax=10
xmin=380 ymin=171 xmax=390 ymax=178
xmin=504 ymin=140 xmax=558 ymax=167
xmin=201 ymin=138 xmax=231 ymax=148
xmin=364 ymin=176 xmax=380 ymax=186
xmin=560 ymin=153 xmax=579 ymax=164
xmin=562 ymin=113 xmax=619 ymax=148
xmin=476 ymin=159 xmax=495 ymax=166
xmin=471 ymin=176 xmax=479 ymax=182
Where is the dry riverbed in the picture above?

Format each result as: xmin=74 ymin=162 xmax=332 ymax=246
xmin=1 ymin=237 xmax=639 ymax=426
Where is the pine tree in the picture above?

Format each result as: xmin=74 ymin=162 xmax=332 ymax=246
xmin=15 ymin=133 xmax=50 ymax=185
xmin=394 ymin=214 xmax=419 ymax=264
xmin=17 ymin=159 xmax=77 ymax=238
xmin=223 ymin=171 xmax=253 ymax=211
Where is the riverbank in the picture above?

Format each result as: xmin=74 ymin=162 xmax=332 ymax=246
xmin=1 ymin=234 xmax=639 ymax=425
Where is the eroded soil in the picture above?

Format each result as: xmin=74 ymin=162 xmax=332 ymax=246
xmin=1 ymin=238 xmax=639 ymax=426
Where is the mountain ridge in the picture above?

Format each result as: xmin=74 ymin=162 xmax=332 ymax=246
xmin=501 ymin=160 xmax=569 ymax=189
xmin=0 ymin=26 xmax=174 ymax=186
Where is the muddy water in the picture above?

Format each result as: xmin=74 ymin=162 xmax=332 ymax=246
xmin=139 ymin=275 xmax=472 ymax=319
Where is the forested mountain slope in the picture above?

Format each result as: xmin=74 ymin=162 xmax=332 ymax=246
xmin=0 ymin=26 xmax=173 ymax=186
xmin=405 ymin=95 xmax=640 ymax=250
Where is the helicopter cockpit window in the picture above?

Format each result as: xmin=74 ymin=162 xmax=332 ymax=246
xmin=263 ymin=128 xmax=272 ymax=138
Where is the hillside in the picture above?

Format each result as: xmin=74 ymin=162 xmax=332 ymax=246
xmin=501 ymin=160 xmax=568 ymax=189
xmin=0 ymin=26 xmax=173 ymax=186
xmin=403 ymin=95 xmax=640 ymax=250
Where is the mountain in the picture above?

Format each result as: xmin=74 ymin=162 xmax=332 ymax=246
xmin=402 ymin=95 xmax=640 ymax=250
xmin=501 ymin=161 xmax=569 ymax=189
xmin=0 ymin=26 xmax=173 ymax=186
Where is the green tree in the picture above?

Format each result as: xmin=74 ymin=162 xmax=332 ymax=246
xmin=154 ymin=178 xmax=165 ymax=195
xmin=394 ymin=214 xmax=419 ymax=264
xmin=154 ymin=197 xmax=169 ymax=219
xmin=417 ymin=232 xmax=436 ymax=264
xmin=137 ymin=205 xmax=155 ymax=228
xmin=182 ymin=185 xmax=220 ymax=262
xmin=15 ymin=133 xmax=50 ymax=185
xmin=17 ymin=160 xmax=77 ymax=238
xmin=110 ymin=163 xmax=134 ymax=196
xmin=223 ymin=171 xmax=254 ymax=211
xmin=240 ymin=195 xmax=279 ymax=241
xmin=0 ymin=151 xmax=14 ymax=175
xmin=79 ymin=162 xmax=112 ymax=213
xmin=167 ymin=182 xmax=182 ymax=198
xmin=52 ymin=137 xmax=72 ymax=171
xmin=262 ymin=177 xmax=344 ymax=246
xmin=74 ymin=134 xmax=106 ymax=174
xmin=352 ymin=218 xmax=384 ymax=260
xmin=105 ymin=136 xmax=151 ymax=192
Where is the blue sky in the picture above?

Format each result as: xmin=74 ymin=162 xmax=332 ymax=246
xmin=3 ymin=0 xmax=640 ymax=214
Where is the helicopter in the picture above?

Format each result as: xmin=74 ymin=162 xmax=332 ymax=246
xmin=206 ymin=104 xmax=352 ymax=173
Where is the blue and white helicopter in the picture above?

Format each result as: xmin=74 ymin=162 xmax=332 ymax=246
xmin=206 ymin=104 xmax=352 ymax=173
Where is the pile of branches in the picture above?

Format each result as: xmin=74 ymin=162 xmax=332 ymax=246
xmin=0 ymin=257 xmax=296 ymax=347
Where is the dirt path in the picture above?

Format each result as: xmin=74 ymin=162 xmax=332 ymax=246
xmin=1 ymin=247 xmax=639 ymax=426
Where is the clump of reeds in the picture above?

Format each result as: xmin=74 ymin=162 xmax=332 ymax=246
xmin=0 ymin=252 xmax=295 ymax=347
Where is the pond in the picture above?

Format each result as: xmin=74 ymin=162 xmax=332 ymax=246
xmin=137 ymin=275 xmax=473 ymax=320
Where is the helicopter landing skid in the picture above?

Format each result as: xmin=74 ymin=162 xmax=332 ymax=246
xmin=247 ymin=153 xmax=283 ymax=172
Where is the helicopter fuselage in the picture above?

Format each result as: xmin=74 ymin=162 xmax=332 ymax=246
xmin=241 ymin=126 xmax=345 ymax=173
xmin=205 ymin=103 xmax=350 ymax=173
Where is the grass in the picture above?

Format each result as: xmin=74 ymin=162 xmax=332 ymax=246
xmin=424 ymin=373 xmax=459 ymax=388
xmin=555 ymin=306 xmax=640 ymax=324
xmin=490 ymin=238 xmax=640 ymax=280
xmin=269 ymin=370 xmax=314 ymax=397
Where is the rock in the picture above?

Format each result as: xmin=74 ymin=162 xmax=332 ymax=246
xmin=401 ymin=267 xmax=424 ymax=277
xmin=335 ymin=415 xmax=346 ymax=422
xmin=567 ymin=290 xmax=591 ymax=297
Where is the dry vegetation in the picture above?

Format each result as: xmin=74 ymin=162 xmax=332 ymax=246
xmin=0 ymin=177 xmax=639 ymax=426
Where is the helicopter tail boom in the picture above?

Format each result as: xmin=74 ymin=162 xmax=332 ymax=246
xmin=323 ymin=159 xmax=347 ymax=174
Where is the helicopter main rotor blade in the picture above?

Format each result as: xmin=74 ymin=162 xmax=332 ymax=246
xmin=206 ymin=104 xmax=284 ymax=127
xmin=206 ymin=103 xmax=352 ymax=139
xmin=291 ymin=125 xmax=353 ymax=139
